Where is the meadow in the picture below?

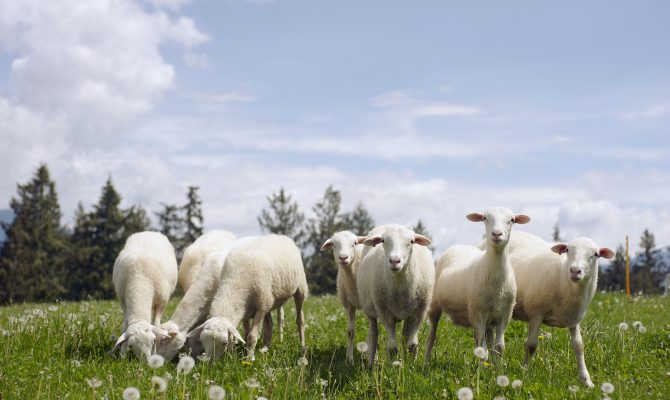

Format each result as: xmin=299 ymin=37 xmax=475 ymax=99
xmin=0 ymin=292 xmax=668 ymax=399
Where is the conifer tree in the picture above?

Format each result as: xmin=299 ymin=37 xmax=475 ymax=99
xmin=257 ymin=187 xmax=305 ymax=244
xmin=155 ymin=202 xmax=184 ymax=245
xmin=341 ymin=201 xmax=375 ymax=236
xmin=633 ymin=228 xmax=661 ymax=294
xmin=413 ymin=219 xmax=435 ymax=253
xmin=552 ymin=223 xmax=563 ymax=242
xmin=181 ymin=186 xmax=203 ymax=255
xmin=598 ymin=244 xmax=626 ymax=291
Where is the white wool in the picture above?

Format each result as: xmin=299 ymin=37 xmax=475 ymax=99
xmin=178 ymin=230 xmax=236 ymax=292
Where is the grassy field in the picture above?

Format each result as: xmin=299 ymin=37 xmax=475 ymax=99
xmin=0 ymin=292 xmax=668 ymax=399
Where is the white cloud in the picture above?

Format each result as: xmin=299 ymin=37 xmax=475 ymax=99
xmin=182 ymin=91 xmax=257 ymax=103
xmin=622 ymin=102 xmax=670 ymax=120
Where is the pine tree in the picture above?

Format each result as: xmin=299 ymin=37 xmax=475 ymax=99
xmin=181 ymin=186 xmax=203 ymax=256
xmin=598 ymin=244 xmax=626 ymax=291
xmin=0 ymin=165 xmax=68 ymax=303
xmin=155 ymin=202 xmax=184 ymax=246
xmin=552 ymin=223 xmax=563 ymax=242
xmin=304 ymin=186 xmax=346 ymax=294
xmin=633 ymin=228 xmax=661 ymax=294
xmin=341 ymin=201 xmax=375 ymax=236
xmin=413 ymin=219 xmax=435 ymax=253
xmin=257 ymin=187 xmax=305 ymax=244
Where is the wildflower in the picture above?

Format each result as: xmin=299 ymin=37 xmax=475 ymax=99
xmin=483 ymin=361 xmax=491 ymax=367
xmin=265 ymin=367 xmax=276 ymax=379
xmin=122 ymin=387 xmax=140 ymax=400
xmin=86 ymin=378 xmax=103 ymax=389
xmin=177 ymin=355 xmax=195 ymax=374
xmin=601 ymin=382 xmax=615 ymax=394
xmin=148 ymin=354 xmax=165 ymax=369
xmin=242 ymin=360 xmax=253 ymax=366
xmin=638 ymin=326 xmax=648 ymax=334
xmin=245 ymin=378 xmax=261 ymax=389
xmin=88 ymin=323 xmax=95 ymax=331
xmin=0 ymin=329 xmax=9 ymax=337
xmin=197 ymin=353 xmax=211 ymax=363
xmin=568 ymin=384 xmax=579 ymax=393
xmin=297 ymin=356 xmax=308 ymax=367
xmin=151 ymin=376 xmax=167 ymax=393
xmin=493 ymin=397 xmax=506 ymax=400
xmin=473 ymin=346 xmax=488 ymax=360
xmin=511 ymin=379 xmax=522 ymax=389
xmin=48 ymin=305 xmax=58 ymax=312
xmin=208 ymin=385 xmax=226 ymax=400
xmin=442 ymin=388 xmax=447 ymax=398
xmin=259 ymin=346 xmax=269 ymax=354
xmin=632 ymin=321 xmax=642 ymax=329
xmin=71 ymin=360 xmax=82 ymax=368
xmin=544 ymin=332 xmax=552 ymax=340
xmin=457 ymin=387 xmax=474 ymax=400
xmin=392 ymin=360 xmax=403 ymax=368
xmin=164 ymin=372 xmax=173 ymax=381
xmin=319 ymin=378 xmax=328 ymax=387
xmin=496 ymin=375 xmax=510 ymax=387
xmin=257 ymin=397 xmax=269 ymax=400
xmin=538 ymin=334 xmax=545 ymax=340
xmin=356 ymin=342 xmax=368 ymax=353
xmin=618 ymin=322 xmax=628 ymax=331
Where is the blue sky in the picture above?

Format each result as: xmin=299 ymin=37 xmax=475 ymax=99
xmin=1 ymin=0 xmax=669 ymax=253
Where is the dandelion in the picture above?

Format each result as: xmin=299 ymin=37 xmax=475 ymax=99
xmin=297 ymin=356 xmax=308 ymax=367
xmin=511 ymin=379 xmax=522 ymax=389
xmin=544 ymin=332 xmax=552 ymax=340
xmin=601 ymin=382 xmax=615 ymax=394
xmin=538 ymin=334 xmax=546 ymax=341
xmin=244 ymin=378 xmax=261 ymax=389
xmin=177 ymin=355 xmax=195 ymax=374
xmin=71 ymin=360 xmax=82 ymax=368
xmin=197 ymin=353 xmax=211 ymax=363
xmin=457 ymin=387 xmax=474 ymax=400
xmin=208 ymin=385 xmax=226 ymax=400
xmin=148 ymin=354 xmax=165 ymax=368
xmin=319 ymin=379 xmax=328 ymax=387
xmin=257 ymin=397 xmax=269 ymax=400
xmin=632 ymin=321 xmax=642 ymax=329
xmin=86 ymin=378 xmax=103 ymax=389
xmin=496 ymin=375 xmax=510 ymax=387
xmin=151 ymin=376 xmax=167 ymax=393
xmin=493 ymin=397 xmax=506 ymax=400
xmin=1 ymin=329 xmax=10 ymax=337
xmin=392 ymin=360 xmax=402 ymax=368
xmin=568 ymin=384 xmax=579 ymax=393
xmin=638 ymin=326 xmax=647 ymax=334
xmin=48 ymin=305 xmax=58 ymax=312
xmin=265 ymin=367 xmax=276 ymax=379
xmin=618 ymin=322 xmax=629 ymax=331
xmin=259 ymin=346 xmax=269 ymax=354
xmin=122 ymin=387 xmax=140 ymax=400
xmin=473 ymin=346 xmax=488 ymax=360
xmin=356 ymin=342 xmax=368 ymax=353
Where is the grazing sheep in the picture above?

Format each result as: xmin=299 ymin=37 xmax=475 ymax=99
xmin=357 ymin=224 xmax=434 ymax=365
xmin=509 ymin=231 xmax=613 ymax=388
xmin=188 ymin=234 xmax=308 ymax=361
xmin=425 ymin=207 xmax=530 ymax=362
xmin=320 ymin=231 xmax=366 ymax=364
xmin=111 ymin=231 xmax=178 ymax=361
xmin=178 ymin=230 xmax=236 ymax=292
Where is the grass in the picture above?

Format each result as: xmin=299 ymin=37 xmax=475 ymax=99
xmin=0 ymin=292 xmax=669 ymax=399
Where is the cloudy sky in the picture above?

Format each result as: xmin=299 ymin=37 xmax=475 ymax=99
xmin=1 ymin=0 xmax=669 ymax=254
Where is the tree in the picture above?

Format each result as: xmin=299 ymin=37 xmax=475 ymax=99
xmin=598 ymin=244 xmax=626 ymax=291
xmin=155 ymin=202 xmax=184 ymax=245
xmin=304 ymin=186 xmax=346 ymax=294
xmin=0 ymin=165 xmax=68 ymax=303
xmin=633 ymin=228 xmax=661 ymax=294
xmin=552 ymin=223 xmax=563 ymax=242
xmin=257 ymin=187 xmax=305 ymax=244
xmin=341 ymin=201 xmax=375 ymax=236
xmin=181 ymin=186 xmax=203 ymax=256
xmin=413 ymin=219 xmax=435 ymax=253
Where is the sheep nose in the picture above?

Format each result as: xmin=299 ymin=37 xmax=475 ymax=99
xmin=339 ymin=255 xmax=348 ymax=262
xmin=492 ymin=231 xmax=502 ymax=238
xmin=389 ymin=256 xmax=401 ymax=266
xmin=569 ymin=267 xmax=581 ymax=274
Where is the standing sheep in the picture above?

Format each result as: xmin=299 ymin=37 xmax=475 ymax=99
xmin=509 ymin=231 xmax=613 ymax=387
xmin=425 ymin=207 xmax=530 ymax=362
xmin=111 ymin=231 xmax=178 ymax=361
xmin=320 ymin=231 xmax=366 ymax=364
xmin=188 ymin=234 xmax=308 ymax=361
xmin=178 ymin=230 xmax=236 ymax=292
xmin=357 ymin=224 xmax=434 ymax=365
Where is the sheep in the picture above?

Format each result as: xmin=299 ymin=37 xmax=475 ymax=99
xmin=187 ymin=234 xmax=308 ymax=361
xmin=356 ymin=224 xmax=434 ymax=365
xmin=320 ymin=231 xmax=366 ymax=364
xmin=178 ymin=230 xmax=237 ymax=292
xmin=111 ymin=231 xmax=178 ymax=361
xmin=508 ymin=231 xmax=614 ymax=388
xmin=425 ymin=207 xmax=530 ymax=363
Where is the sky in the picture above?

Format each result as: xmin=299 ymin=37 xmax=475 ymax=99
xmin=0 ymin=0 xmax=669 ymax=255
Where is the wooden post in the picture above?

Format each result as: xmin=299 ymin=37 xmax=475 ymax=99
xmin=625 ymin=235 xmax=631 ymax=298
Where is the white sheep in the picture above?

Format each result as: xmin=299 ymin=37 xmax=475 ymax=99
xmin=508 ymin=231 xmax=613 ymax=388
xmin=178 ymin=230 xmax=237 ymax=292
xmin=320 ymin=231 xmax=366 ymax=364
xmin=111 ymin=231 xmax=178 ymax=361
xmin=425 ymin=207 xmax=530 ymax=363
xmin=357 ymin=224 xmax=434 ymax=365
xmin=188 ymin=234 xmax=308 ymax=361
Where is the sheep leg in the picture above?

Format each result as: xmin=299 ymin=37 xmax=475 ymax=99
xmin=569 ymin=324 xmax=594 ymax=388
xmin=294 ymin=290 xmax=306 ymax=352
xmin=152 ymin=302 xmax=165 ymax=326
xmin=401 ymin=314 xmax=422 ymax=360
xmin=367 ymin=316 xmax=379 ymax=367
xmin=345 ymin=305 xmax=357 ymax=364
xmin=262 ymin=312 xmax=273 ymax=349
xmin=485 ymin=327 xmax=494 ymax=352
xmin=493 ymin=312 xmax=512 ymax=358
xmin=424 ymin=308 xmax=441 ymax=363
xmin=242 ymin=319 xmax=251 ymax=343
xmin=277 ymin=307 xmax=285 ymax=342
xmin=245 ymin=311 xmax=265 ymax=360
xmin=524 ymin=315 xmax=543 ymax=367
xmin=384 ymin=319 xmax=399 ymax=360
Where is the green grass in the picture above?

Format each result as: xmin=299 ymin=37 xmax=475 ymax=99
xmin=1 ymin=292 xmax=669 ymax=399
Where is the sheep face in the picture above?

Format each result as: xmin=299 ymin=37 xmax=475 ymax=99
xmin=155 ymin=322 xmax=186 ymax=362
xmin=189 ymin=317 xmax=245 ymax=362
xmin=551 ymin=238 xmax=614 ymax=283
xmin=467 ymin=207 xmax=530 ymax=248
xmin=364 ymin=225 xmax=431 ymax=273
xmin=113 ymin=321 xmax=170 ymax=361
xmin=321 ymin=231 xmax=365 ymax=268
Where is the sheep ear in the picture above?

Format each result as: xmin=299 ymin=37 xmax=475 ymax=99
xmin=513 ymin=214 xmax=531 ymax=224
xmin=551 ymin=244 xmax=568 ymax=255
xmin=414 ymin=234 xmax=432 ymax=246
xmin=112 ymin=332 xmax=129 ymax=352
xmin=466 ymin=213 xmax=485 ymax=222
xmin=599 ymin=248 xmax=615 ymax=259
xmin=356 ymin=236 xmax=367 ymax=245
xmin=228 ymin=326 xmax=246 ymax=344
xmin=187 ymin=322 xmax=206 ymax=339
xmin=364 ymin=235 xmax=383 ymax=247
xmin=152 ymin=326 xmax=171 ymax=340
xmin=320 ymin=239 xmax=334 ymax=251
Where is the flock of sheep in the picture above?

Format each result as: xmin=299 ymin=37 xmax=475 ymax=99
xmin=110 ymin=206 xmax=613 ymax=388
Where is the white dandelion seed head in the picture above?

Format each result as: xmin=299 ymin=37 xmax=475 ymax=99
xmin=511 ymin=379 xmax=522 ymax=389
xmin=122 ymin=387 xmax=140 ymax=400
xmin=392 ymin=360 xmax=403 ymax=368
xmin=0 ymin=329 xmax=9 ymax=337
xmin=493 ymin=397 xmax=506 ymax=400
xmin=197 ymin=353 xmax=211 ymax=363
xmin=618 ymin=322 xmax=629 ymax=331
xmin=474 ymin=346 xmax=488 ymax=360
xmin=544 ymin=332 xmax=552 ymax=340
xmin=457 ymin=387 xmax=474 ymax=400
xmin=568 ymin=384 xmax=579 ymax=392
xmin=259 ymin=346 xmax=269 ymax=354
xmin=496 ymin=375 xmax=510 ymax=387
xmin=319 ymin=379 xmax=328 ymax=387
xmin=632 ymin=321 xmax=642 ymax=329
xmin=151 ymin=376 xmax=167 ymax=393
xmin=244 ymin=378 xmax=261 ymax=389
xmin=148 ymin=354 xmax=165 ymax=369
xmin=297 ymin=356 xmax=308 ymax=367
xmin=176 ymin=355 xmax=195 ymax=374
xmin=208 ymin=385 xmax=226 ymax=400
xmin=48 ymin=305 xmax=58 ymax=312
xmin=638 ymin=325 xmax=647 ymax=333
xmin=257 ymin=397 xmax=269 ymax=400
xmin=356 ymin=342 xmax=368 ymax=353
xmin=86 ymin=378 xmax=103 ymax=389
xmin=601 ymin=382 xmax=615 ymax=394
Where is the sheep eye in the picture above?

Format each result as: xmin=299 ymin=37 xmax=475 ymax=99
xmin=593 ymin=252 xmax=599 ymax=257
xmin=410 ymin=240 xmax=415 ymax=244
